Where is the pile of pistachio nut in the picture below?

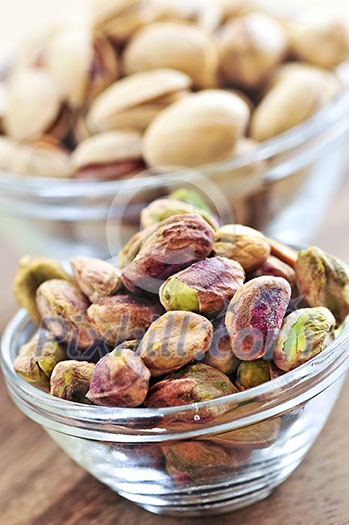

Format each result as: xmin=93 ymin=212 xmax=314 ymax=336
xmin=13 ymin=190 xmax=349 ymax=407
xmin=0 ymin=0 xmax=347 ymax=182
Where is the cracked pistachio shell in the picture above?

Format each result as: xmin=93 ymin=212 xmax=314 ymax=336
xmin=46 ymin=27 xmax=119 ymax=109
xmin=139 ymin=311 xmax=213 ymax=377
xmin=159 ymin=0 xmax=222 ymax=32
xmin=273 ymin=307 xmax=336 ymax=372
xmin=36 ymin=279 xmax=96 ymax=350
xmin=10 ymin=136 xmax=73 ymax=179
xmin=250 ymin=67 xmax=338 ymax=142
xmin=14 ymin=332 xmax=66 ymax=385
xmin=50 ymin=360 xmax=95 ymax=402
xmin=143 ymin=90 xmax=250 ymax=168
xmin=160 ymin=257 xmax=245 ymax=316
xmin=289 ymin=15 xmax=349 ymax=69
xmin=13 ymin=256 xmax=71 ymax=324
xmin=144 ymin=363 xmax=237 ymax=408
xmin=121 ymin=214 xmax=215 ymax=294
xmin=140 ymin=198 xmax=219 ymax=231
xmin=4 ymin=69 xmax=61 ymax=141
xmin=87 ymin=294 xmax=163 ymax=346
xmin=218 ymin=13 xmax=287 ymax=89
xmin=226 ymin=276 xmax=291 ymax=361
xmin=87 ymin=348 xmax=150 ymax=407
xmin=235 ymin=360 xmax=282 ymax=391
xmin=123 ymin=22 xmax=218 ymax=88
xmin=213 ymin=224 xmax=270 ymax=273
xmin=70 ymin=256 xmax=122 ymax=303
xmin=295 ymin=246 xmax=349 ymax=324
xmin=91 ymin=0 xmax=160 ymax=43
xmin=268 ymin=238 xmax=298 ymax=268
xmin=87 ymin=69 xmax=192 ymax=133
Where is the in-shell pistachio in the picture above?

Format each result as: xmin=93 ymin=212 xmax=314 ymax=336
xmin=273 ymin=307 xmax=336 ymax=371
xmin=295 ymin=246 xmax=349 ymax=324
xmin=249 ymin=255 xmax=296 ymax=287
xmin=87 ymin=348 xmax=150 ymax=407
xmin=123 ymin=22 xmax=218 ymax=88
xmin=143 ymin=90 xmax=250 ymax=168
xmin=235 ymin=360 xmax=283 ymax=391
xmin=225 ymin=276 xmax=291 ymax=360
xmin=159 ymin=257 xmax=245 ymax=316
xmin=204 ymin=317 xmax=240 ymax=375
xmin=121 ymin=214 xmax=215 ymax=294
xmin=218 ymin=13 xmax=287 ymax=89
xmin=139 ymin=311 xmax=213 ymax=376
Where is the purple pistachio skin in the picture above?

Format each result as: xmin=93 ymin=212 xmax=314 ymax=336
xmin=50 ymin=360 xmax=95 ymax=402
xmin=121 ymin=214 xmax=215 ymax=294
xmin=144 ymin=363 xmax=237 ymax=408
xmin=249 ymin=255 xmax=296 ymax=287
xmin=225 ymin=276 xmax=291 ymax=361
xmin=87 ymin=348 xmax=150 ymax=407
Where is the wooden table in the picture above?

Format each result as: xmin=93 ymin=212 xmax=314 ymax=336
xmin=1 ymin=175 xmax=349 ymax=524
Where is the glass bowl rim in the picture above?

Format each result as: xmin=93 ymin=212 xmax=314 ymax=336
xmin=1 ymin=89 xmax=349 ymax=198
xmin=2 ymin=308 xmax=349 ymax=424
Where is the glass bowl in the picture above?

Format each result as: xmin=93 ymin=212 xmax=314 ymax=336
xmin=1 ymin=309 xmax=348 ymax=517
xmin=1 ymin=90 xmax=349 ymax=260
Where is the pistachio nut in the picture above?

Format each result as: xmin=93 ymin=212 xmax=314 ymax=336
xmin=36 ymin=279 xmax=97 ymax=350
xmin=208 ymin=419 xmax=281 ymax=449
xmin=87 ymin=68 xmax=192 ymax=133
xmin=143 ymin=89 xmax=250 ymax=168
xmin=123 ymin=22 xmax=218 ymax=88
xmin=140 ymin=197 xmax=219 ymax=231
xmin=87 ymin=294 xmax=163 ymax=346
xmin=4 ymin=69 xmax=62 ymax=141
xmin=144 ymin=363 xmax=237 ymax=408
xmin=72 ymin=130 xmax=144 ymax=180
xmin=87 ymin=348 xmax=150 ymax=407
xmin=204 ymin=317 xmax=240 ymax=375
xmin=295 ymin=246 xmax=349 ymax=324
xmin=169 ymin=188 xmax=213 ymax=214
xmin=163 ymin=440 xmax=244 ymax=483
xmin=226 ymin=276 xmax=291 ymax=361
xmin=160 ymin=257 xmax=245 ymax=316
xmin=13 ymin=255 xmax=71 ymax=324
xmin=139 ymin=311 xmax=213 ymax=376
xmin=45 ymin=27 xmax=119 ymax=109
xmin=250 ymin=66 xmax=339 ymax=141
xmin=50 ymin=360 xmax=95 ymax=402
xmin=213 ymin=224 xmax=271 ymax=273
xmin=289 ymin=14 xmax=349 ymax=69
xmin=90 ymin=0 xmax=160 ymax=43
xmin=273 ymin=307 xmax=336 ymax=371
xmin=268 ymin=237 xmax=298 ymax=268
xmin=250 ymin=255 xmax=296 ymax=287
xmin=121 ymin=214 xmax=215 ymax=294
xmin=235 ymin=360 xmax=282 ymax=391
xmin=70 ymin=256 xmax=122 ymax=302
xmin=10 ymin=136 xmax=72 ymax=178
xmin=218 ymin=13 xmax=287 ymax=89
xmin=14 ymin=330 xmax=66 ymax=385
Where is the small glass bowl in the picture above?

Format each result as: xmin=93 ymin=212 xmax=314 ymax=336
xmin=1 ymin=309 xmax=348 ymax=517
xmin=1 ymin=91 xmax=349 ymax=260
